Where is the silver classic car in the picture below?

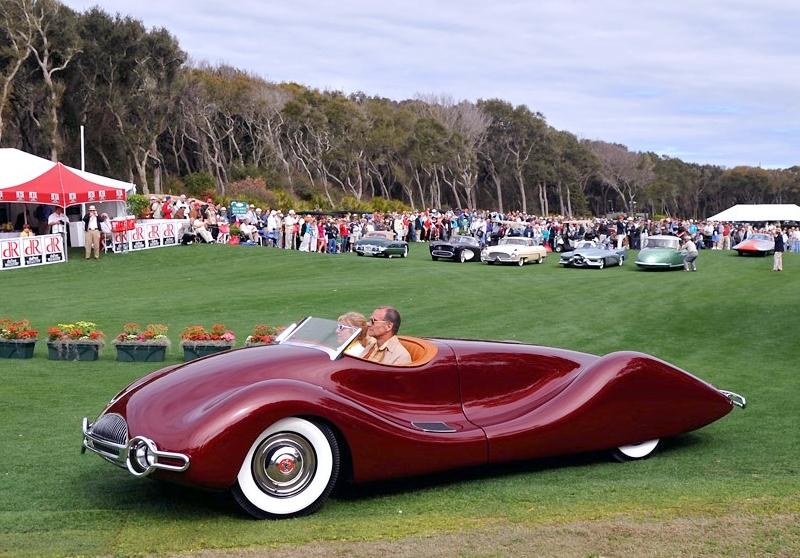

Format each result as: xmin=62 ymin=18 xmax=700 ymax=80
xmin=559 ymin=241 xmax=627 ymax=269
xmin=481 ymin=237 xmax=547 ymax=266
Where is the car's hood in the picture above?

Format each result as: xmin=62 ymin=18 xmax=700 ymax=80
xmin=733 ymin=239 xmax=773 ymax=250
xmin=357 ymin=238 xmax=394 ymax=246
xmin=487 ymin=244 xmax=524 ymax=254
xmin=562 ymin=248 xmax=612 ymax=258
xmin=107 ymin=345 xmax=328 ymax=426
xmin=637 ymin=248 xmax=677 ymax=261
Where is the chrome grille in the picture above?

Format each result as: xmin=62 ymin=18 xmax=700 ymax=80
xmin=432 ymin=249 xmax=454 ymax=257
xmin=487 ymin=251 xmax=513 ymax=260
xmin=91 ymin=413 xmax=128 ymax=446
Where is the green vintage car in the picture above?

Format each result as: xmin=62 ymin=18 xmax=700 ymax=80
xmin=353 ymin=231 xmax=409 ymax=258
xmin=635 ymin=235 xmax=685 ymax=269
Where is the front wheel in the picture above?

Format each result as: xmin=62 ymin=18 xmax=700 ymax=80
xmin=611 ymin=438 xmax=659 ymax=462
xmin=517 ymin=258 xmax=525 ymax=267
xmin=402 ymin=246 xmax=408 ymax=258
xmin=598 ymin=258 xmax=605 ymax=269
xmin=232 ymin=418 xmax=340 ymax=519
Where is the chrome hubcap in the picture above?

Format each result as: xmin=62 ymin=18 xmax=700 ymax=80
xmin=252 ymin=433 xmax=316 ymax=498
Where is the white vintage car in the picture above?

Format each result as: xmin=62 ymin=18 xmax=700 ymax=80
xmin=481 ymin=237 xmax=547 ymax=266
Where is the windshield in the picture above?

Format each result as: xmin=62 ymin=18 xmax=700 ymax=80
xmin=751 ymin=233 xmax=772 ymax=241
xmin=452 ymin=235 xmax=479 ymax=246
xmin=645 ymin=238 xmax=680 ymax=249
xmin=277 ymin=317 xmax=361 ymax=360
xmin=499 ymin=237 xmax=530 ymax=246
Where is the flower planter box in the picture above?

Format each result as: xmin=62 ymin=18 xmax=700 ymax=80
xmin=115 ymin=344 xmax=167 ymax=362
xmin=182 ymin=344 xmax=233 ymax=361
xmin=47 ymin=342 xmax=101 ymax=361
xmin=0 ymin=339 xmax=37 ymax=359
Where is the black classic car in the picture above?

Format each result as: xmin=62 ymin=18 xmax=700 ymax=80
xmin=429 ymin=235 xmax=482 ymax=262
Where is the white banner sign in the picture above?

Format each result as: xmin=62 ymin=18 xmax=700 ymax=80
xmin=0 ymin=234 xmax=66 ymax=271
xmin=113 ymin=220 xmax=183 ymax=253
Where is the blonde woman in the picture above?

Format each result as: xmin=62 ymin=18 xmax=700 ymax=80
xmin=337 ymin=312 xmax=374 ymax=358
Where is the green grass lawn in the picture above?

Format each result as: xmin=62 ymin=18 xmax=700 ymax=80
xmin=0 ymin=244 xmax=798 ymax=557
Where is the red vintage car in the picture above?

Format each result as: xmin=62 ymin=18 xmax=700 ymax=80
xmin=82 ymin=317 xmax=746 ymax=519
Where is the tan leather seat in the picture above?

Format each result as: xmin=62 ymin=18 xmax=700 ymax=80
xmin=396 ymin=336 xmax=438 ymax=367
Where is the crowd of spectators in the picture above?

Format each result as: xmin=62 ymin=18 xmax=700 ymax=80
xmin=140 ymin=194 xmax=800 ymax=255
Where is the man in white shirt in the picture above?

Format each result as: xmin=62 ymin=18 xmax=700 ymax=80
xmin=283 ymin=210 xmax=297 ymax=249
xmin=48 ymin=206 xmax=69 ymax=235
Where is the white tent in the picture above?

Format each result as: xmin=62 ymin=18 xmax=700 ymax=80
xmin=707 ymin=204 xmax=800 ymax=222
xmin=0 ymin=148 xmax=135 ymax=202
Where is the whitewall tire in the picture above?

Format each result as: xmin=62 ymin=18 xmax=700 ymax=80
xmin=233 ymin=418 xmax=340 ymax=519
xmin=611 ymin=438 xmax=660 ymax=462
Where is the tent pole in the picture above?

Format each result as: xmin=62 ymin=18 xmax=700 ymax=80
xmin=80 ymin=126 xmax=85 ymax=171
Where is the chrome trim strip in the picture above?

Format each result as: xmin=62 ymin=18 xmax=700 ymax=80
xmin=411 ymin=421 xmax=458 ymax=433
xmin=720 ymin=390 xmax=747 ymax=409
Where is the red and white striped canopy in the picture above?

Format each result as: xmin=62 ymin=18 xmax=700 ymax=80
xmin=0 ymin=148 xmax=134 ymax=207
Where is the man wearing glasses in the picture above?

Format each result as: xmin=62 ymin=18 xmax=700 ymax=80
xmin=365 ymin=306 xmax=411 ymax=365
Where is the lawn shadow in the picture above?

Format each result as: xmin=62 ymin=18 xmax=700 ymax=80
xmin=75 ymin=433 xmax=709 ymax=517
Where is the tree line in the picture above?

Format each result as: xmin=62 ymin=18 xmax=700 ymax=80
xmin=2 ymin=0 xmax=798 ymax=218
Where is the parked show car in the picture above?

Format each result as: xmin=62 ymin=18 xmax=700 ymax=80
xmin=733 ymin=233 xmax=775 ymax=256
xmin=82 ymin=316 xmax=745 ymax=519
xmin=481 ymin=237 xmax=547 ymax=266
xmin=353 ymin=231 xmax=408 ymax=258
xmin=559 ymin=241 xmax=627 ymax=269
xmin=430 ymin=235 xmax=482 ymax=262
xmin=635 ymin=235 xmax=685 ymax=269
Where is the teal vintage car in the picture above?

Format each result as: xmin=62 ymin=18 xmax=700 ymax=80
xmin=354 ymin=231 xmax=409 ymax=258
xmin=635 ymin=235 xmax=685 ymax=269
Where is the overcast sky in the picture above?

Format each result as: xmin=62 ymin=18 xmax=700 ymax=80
xmin=62 ymin=0 xmax=800 ymax=169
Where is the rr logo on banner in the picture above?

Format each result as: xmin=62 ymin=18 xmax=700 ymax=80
xmin=22 ymin=238 xmax=43 ymax=266
xmin=162 ymin=223 xmax=177 ymax=245
xmin=147 ymin=224 xmax=161 ymax=247
xmin=130 ymin=225 xmax=146 ymax=250
xmin=1 ymin=238 xmax=24 ymax=269
xmin=44 ymin=235 xmax=64 ymax=263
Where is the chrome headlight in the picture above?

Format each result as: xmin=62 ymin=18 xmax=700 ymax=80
xmin=127 ymin=436 xmax=158 ymax=476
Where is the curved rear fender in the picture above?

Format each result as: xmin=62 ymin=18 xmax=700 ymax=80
xmin=488 ymin=351 xmax=733 ymax=462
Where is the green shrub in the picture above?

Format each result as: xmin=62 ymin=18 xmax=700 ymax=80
xmin=184 ymin=172 xmax=217 ymax=197
xmin=126 ymin=194 xmax=150 ymax=218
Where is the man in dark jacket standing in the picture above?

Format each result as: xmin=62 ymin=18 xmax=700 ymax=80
xmin=773 ymin=227 xmax=785 ymax=271
xmin=82 ymin=205 xmax=106 ymax=260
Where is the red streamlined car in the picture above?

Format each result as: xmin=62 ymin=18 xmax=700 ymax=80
xmin=82 ymin=317 xmax=746 ymax=519
xmin=733 ymin=233 xmax=775 ymax=256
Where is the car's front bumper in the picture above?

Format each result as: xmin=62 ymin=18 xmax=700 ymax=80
xmin=82 ymin=416 xmax=190 ymax=477
xmin=560 ymin=256 xmax=602 ymax=267
xmin=355 ymin=244 xmax=386 ymax=256
xmin=481 ymin=251 xmax=520 ymax=262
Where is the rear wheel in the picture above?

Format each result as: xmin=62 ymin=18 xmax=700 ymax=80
xmin=232 ymin=418 xmax=340 ymax=519
xmin=618 ymin=256 xmax=624 ymax=266
xmin=611 ymin=438 xmax=659 ymax=462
